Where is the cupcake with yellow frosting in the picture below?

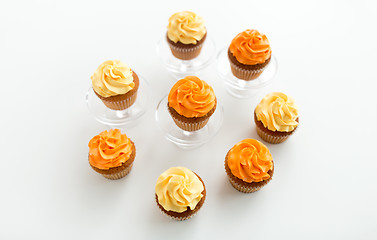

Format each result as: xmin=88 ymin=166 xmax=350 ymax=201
xmin=167 ymin=11 xmax=207 ymax=60
xmin=91 ymin=60 xmax=139 ymax=110
xmin=88 ymin=129 xmax=136 ymax=180
xmin=168 ymin=76 xmax=216 ymax=131
xmin=228 ymin=29 xmax=271 ymax=80
xmin=225 ymin=139 xmax=274 ymax=193
xmin=155 ymin=167 xmax=206 ymax=221
xmin=254 ymin=92 xmax=299 ymax=144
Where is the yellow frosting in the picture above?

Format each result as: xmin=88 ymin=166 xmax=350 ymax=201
xmin=155 ymin=167 xmax=204 ymax=213
xmin=167 ymin=11 xmax=206 ymax=44
xmin=255 ymin=92 xmax=299 ymax=132
xmin=91 ymin=60 xmax=135 ymax=97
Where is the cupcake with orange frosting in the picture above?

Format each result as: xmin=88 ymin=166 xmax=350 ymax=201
xmin=228 ymin=29 xmax=271 ymax=80
xmin=255 ymin=92 xmax=299 ymax=144
xmin=88 ymin=129 xmax=136 ymax=180
xmin=155 ymin=167 xmax=206 ymax=221
xmin=168 ymin=76 xmax=216 ymax=131
xmin=167 ymin=11 xmax=207 ymax=60
xmin=225 ymin=139 xmax=274 ymax=193
xmin=91 ymin=60 xmax=139 ymax=110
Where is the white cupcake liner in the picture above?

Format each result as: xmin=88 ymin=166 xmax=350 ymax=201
xmin=102 ymin=163 xmax=133 ymax=180
xmin=256 ymin=125 xmax=290 ymax=144
xmin=100 ymin=92 xmax=138 ymax=111
xmin=170 ymin=115 xmax=210 ymax=132
xmin=167 ymin=41 xmax=203 ymax=60
xmin=229 ymin=60 xmax=268 ymax=80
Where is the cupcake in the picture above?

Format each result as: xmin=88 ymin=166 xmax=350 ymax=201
xmin=228 ymin=29 xmax=271 ymax=80
xmin=168 ymin=76 xmax=216 ymax=131
xmin=167 ymin=11 xmax=207 ymax=60
xmin=254 ymin=92 xmax=299 ymax=144
xmin=91 ymin=60 xmax=139 ymax=110
xmin=155 ymin=167 xmax=206 ymax=221
xmin=88 ymin=129 xmax=136 ymax=180
xmin=225 ymin=139 xmax=274 ymax=193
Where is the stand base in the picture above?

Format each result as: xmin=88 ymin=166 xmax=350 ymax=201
xmin=156 ymin=36 xmax=216 ymax=79
xmin=155 ymin=96 xmax=223 ymax=149
xmin=86 ymin=75 xmax=150 ymax=129
xmin=216 ymin=47 xmax=278 ymax=99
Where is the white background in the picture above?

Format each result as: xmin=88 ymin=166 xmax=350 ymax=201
xmin=1 ymin=0 xmax=376 ymax=239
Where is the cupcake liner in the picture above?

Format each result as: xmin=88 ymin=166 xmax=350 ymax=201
xmin=99 ymin=91 xmax=138 ymax=111
xmin=227 ymin=177 xmax=263 ymax=193
xmin=229 ymin=60 xmax=267 ymax=80
xmin=170 ymin=114 xmax=210 ymax=131
xmin=157 ymin=206 xmax=198 ymax=221
xmin=101 ymin=163 xmax=133 ymax=180
xmin=167 ymin=41 xmax=204 ymax=60
xmin=256 ymin=125 xmax=289 ymax=144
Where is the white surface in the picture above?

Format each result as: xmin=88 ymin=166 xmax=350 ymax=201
xmin=1 ymin=0 xmax=376 ymax=239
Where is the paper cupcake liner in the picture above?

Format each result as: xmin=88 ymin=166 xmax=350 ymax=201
xmin=100 ymin=91 xmax=138 ymax=111
xmin=256 ymin=125 xmax=289 ymax=144
xmin=229 ymin=60 xmax=267 ymax=80
xmin=167 ymin=41 xmax=203 ymax=60
xmin=158 ymin=207 xmax=197 ymax=221
xmin=228 ymin=177 xmax=262 ymax=193
xmin=170 ymin=114 xmax=210 ymax=132
xmin=101 ymin=163 xmax=133 ymax=180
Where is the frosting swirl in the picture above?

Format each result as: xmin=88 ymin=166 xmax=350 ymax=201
xmin=255 ymin=92 xmax=299 ymax=132
xmin=229 ymin=29 xmax=271 ymax=65
xmin=91 ymin=60 xmax=135 ymax=97
xmin=167 ymin=11 xmax=206 ymax=44
xmin=168 ymin=76 xmax=216 ymax=118
xmin=155 ymin=167 xmax=204 ymax=213
xmin=88 ymin=129 xmax=133 ymax=170
xmin=227 ymin=139 xmax=273 ymax=183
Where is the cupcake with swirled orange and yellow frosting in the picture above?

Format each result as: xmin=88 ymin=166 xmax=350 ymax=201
xmin=254 ymin=92 xmax=299 ymax=144
xmin=167 ymin=76 xmax=216 ymax=131
xmin=228 ymin=29 xmax=272 ymax=80
xmin=88 ymin=129 xmax=136 ymax=180
xmin=91 ymin=60 xmax=139 ymax=110
xmin=166 ymin=11 xmax=207 ymax=60
xmin=155 ymin=167 xmax=206 ymax=220
xmin=225 ymin=139 xmax=274 ymax=193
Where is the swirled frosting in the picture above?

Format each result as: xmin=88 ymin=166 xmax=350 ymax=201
xmin=229 ymin=29 xmax=271 ymax=65
xmin=255 ymin=92 xmax=299 ymax=132
xmin=168 ymin=76 xmax=216 ymax=118
xmin=167 ymin=11 xmax=206 ymax=44
xmin=88 ymin=129 xmax=133 ymax=170
xmin=227 ymin=139 xmax=273 ymax=183
xmin=155 ymin=167 xmax=204 ymax=213
xmin=91 ymin=60 xmax=135 ymax=97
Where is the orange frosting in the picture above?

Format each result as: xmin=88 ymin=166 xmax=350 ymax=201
xmin=88 ymin=129 xmax=133 ymax=170
xmin=227 ymin=139 xmax=273 ymax=183
xmin=168 ymin=76 xmax=216 ymax=118
xmin=229 ymin=29 xmax=271 ymax=65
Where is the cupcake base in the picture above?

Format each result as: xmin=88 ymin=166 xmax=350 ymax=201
xmin=155 ymin=172 xmax=206 ymax=221
xmin=228 ymin=48 xmax=271 ymax=80
xmin=90 ymin=141 xmax=136 ymax=180
xmin=94 ymin=71 xmax=139 ymax=111
xmin=225 ymin=153 xmax=274 ymax=193
xmin=167 ymin=32 xmax=207 ymax=60
xmin=254 ymin=112 xmax=298 ymax=144
xmin=167 ymin=99 xmax=217 ymax=132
